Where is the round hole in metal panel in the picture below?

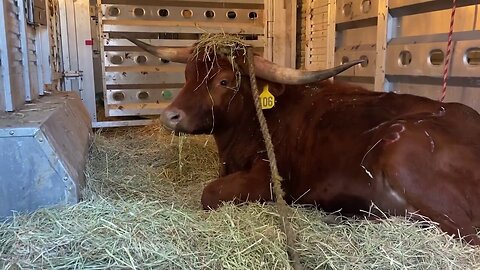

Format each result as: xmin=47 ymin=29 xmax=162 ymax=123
xmin=341 ymin=56 xmax=349 ymax=64
xmin=133 ymin=8 xmax=145 ymax=17
xmin=162 ymin=90 xmax=173 ymax=100
xmin=161 ymin=59 xmax=170 ymax=64
xmin=429 ymin=49 xmax=444 ymax=65
xmin=343 ymin=3 xmax=352 ymax=17
xmin=110 ymin=55 xmax=124 ymax=65
xmin=205 ymin=10 xmax=215 ymax=18
xmin=135 ymin=55 xmax=147 ymax=64
xmin=182 ymin=9 xmax=193 ymax=18
xmin=465 ymin=48 xmax=480 ymax=65
xmin=112 ymin=91 xmax=125 ymax=101
xmin=108 ymin=7 xmax=120 ymax=17
xmin=158 ymin=9 xmax=169 ymax=17
xmin=227 ymin=11 xmax=237 ymax=19
xmin=361 ymin=0 xmax=371 ymax=13
xmin=137 ymin=91 xmax=149 ymax=100
xmin=248 ymin=11 xmax=258 ymax=20
xmin=359 ymin=55 xmax=369 ymax=67
xmin=398 ymin=50 xmax=412 ymax=66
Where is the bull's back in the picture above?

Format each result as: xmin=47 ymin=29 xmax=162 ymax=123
xmin=273 ymin=82 xmax=480 ymax=209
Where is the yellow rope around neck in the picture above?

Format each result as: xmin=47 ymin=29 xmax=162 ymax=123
xmin=246 ymin=48 xmax=303 ymax=270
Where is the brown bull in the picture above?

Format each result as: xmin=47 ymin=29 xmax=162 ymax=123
xmin=128 ymin=38 xmax=480 ymax=245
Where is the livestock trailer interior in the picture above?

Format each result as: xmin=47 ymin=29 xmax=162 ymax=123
xmin=1 ymin=0 xmax=480 ymax=268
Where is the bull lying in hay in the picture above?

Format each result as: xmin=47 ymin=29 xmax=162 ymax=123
xmin=127 ymin=33 xmax=480 ymax=245
xmin=1 ymin=34 xmax=480 ymax=269
xmin=1 ymin=126 xmax=479 ymax=269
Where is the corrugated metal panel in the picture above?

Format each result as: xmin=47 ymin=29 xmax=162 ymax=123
xmin=27 ymin=26 xmax=40 ymax=99
xmin=0 ymin=0 xmax=26 ymax=111
xmin=0 ymin=0 xmax=53 ymax=112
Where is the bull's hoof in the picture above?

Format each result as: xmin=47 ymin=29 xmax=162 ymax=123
xmin=201 ymin=185 xmax=221 ymax=210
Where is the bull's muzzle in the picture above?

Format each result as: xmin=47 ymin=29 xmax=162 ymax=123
xmin=160 ymin=108 xmax=185 ymax=131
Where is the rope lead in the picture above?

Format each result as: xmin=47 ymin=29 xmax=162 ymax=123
xmin=246 ymin=48 xmax=303 ymax=270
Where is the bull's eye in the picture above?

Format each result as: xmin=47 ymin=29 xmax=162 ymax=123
xmin=220 ymin=79 xmax=228 ymax=86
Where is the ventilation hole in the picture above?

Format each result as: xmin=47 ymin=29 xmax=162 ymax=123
xmin=361 ymin=0 xmax=372 ymax=13
xmin=158 ymin=9 xmax=169 ymax=17
xmin=137 ymin=91 xmax=149 ymax=100
xmin=359 ymin=55 xmax=369 ymax=67
xmin=110 ymin=55 xmax=124 ymax=65
xmin=135 ymin=55 xmax=147 ymax=64
xmin=429 ymin=49 xmax=445 ymax=65
xmin=341 ymin=56 xmax=349 ymax=64
xmin=112 ymin=92 xmax=125 ymax=101
xmin=161 ymin=59 xmax=170 ymax=64
xmin=343 ymin=3 xmax=352 ymax=17
xmin=181 ymin=9 xmax=193 ymax=18
xmin=398 ymin=50 xmax=412 ymax=66
xmin=248 ymin=11 xmax=258 ymax=20
xmin=133 ymin=8 xmax=145 ymax=17
xmin=465 ymin=48 xmax=480 ymax=65
xmin=108 ymin=7 xmax=120 ymax=17
xmin=227 ymin=11 xmax=237 ymax=19
xmin=162 ymin=90 xmax=173 ymax=100
xmin=205 ymin=10 xmax=215 ymax=18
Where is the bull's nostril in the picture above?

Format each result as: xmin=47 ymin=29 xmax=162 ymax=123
xmin=170 ymin=112 xmax=180 ymax=121
xmin=163 ymin=110 xmax=183 ymax=125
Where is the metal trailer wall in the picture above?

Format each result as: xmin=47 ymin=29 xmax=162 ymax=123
xmin=95 ymin=0 xmax=266 ymax=122
xmin=0 ymin=0 xmax=93 ymax=217
xmin=304 ymin=0 xmax=480 ymax=113
xmin=84 ymin=0 xmax=297 ymax=127
xmin=0 ymin=0 xmax=62 ymax=112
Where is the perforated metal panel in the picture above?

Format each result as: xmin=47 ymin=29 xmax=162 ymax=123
xmin=386 ymin=1 xmax=480 ymax=110
xmin=95 ymin=0 xmax=266 ymax=118
xmin=310 ymin=0 xmax=480 ymax=112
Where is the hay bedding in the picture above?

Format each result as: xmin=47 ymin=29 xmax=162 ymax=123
xmin=0 ymin=124 xmax=479 ymax=269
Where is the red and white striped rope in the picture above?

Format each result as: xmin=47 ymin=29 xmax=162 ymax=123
xmin=441 ymin=0 xmax=457 ymax=102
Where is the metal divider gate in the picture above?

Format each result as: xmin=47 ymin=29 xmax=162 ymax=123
xmin=305 ymin=0 xmax=480 ymax=113
xmin=93 ymin=0 xmax=271 ymax=127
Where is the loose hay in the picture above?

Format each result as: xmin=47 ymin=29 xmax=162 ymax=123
xmin=1 ymin=124 xmax=480 ymax=269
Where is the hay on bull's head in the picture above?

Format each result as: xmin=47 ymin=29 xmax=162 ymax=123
xmin=192 ymin=33 xmax=250 ymax=89
xmin=193 ymin=33 xmax=249 ymax=63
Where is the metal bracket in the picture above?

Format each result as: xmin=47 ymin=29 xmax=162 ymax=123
xmin=63 ymin=70 xmax=83 ymax=78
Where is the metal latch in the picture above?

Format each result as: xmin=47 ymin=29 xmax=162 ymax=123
xmin=63 ymin=71 xmax=83 ymax=78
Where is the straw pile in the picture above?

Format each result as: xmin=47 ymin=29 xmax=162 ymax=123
xmin=1 ymin=123 xmax=480 ymax=269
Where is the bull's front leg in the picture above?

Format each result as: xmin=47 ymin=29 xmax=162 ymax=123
xmin=201 ymin=160 xmax=271 ymax=210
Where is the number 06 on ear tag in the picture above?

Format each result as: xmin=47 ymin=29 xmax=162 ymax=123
xmin=260 ymin=85 xmax=275 ymax=110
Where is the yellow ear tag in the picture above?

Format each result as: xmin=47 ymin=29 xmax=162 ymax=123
xmin=259 ymin=84 xmax=275 ymax=110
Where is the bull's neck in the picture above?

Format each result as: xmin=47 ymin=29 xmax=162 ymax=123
xmin=212 ymin=95 xmax=264 ymax=171
xmin=213 ymin=107 xmax=261 ymax=154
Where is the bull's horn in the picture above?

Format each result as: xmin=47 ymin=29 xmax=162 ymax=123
xmin=124 ymin=37 xmax=193 ymax=63
xmin=253 ymin=55 xmax=364 ymax=85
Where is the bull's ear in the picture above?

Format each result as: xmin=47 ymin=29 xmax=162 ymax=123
xmin=258 ymin=81 xmax=286 ymax=96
